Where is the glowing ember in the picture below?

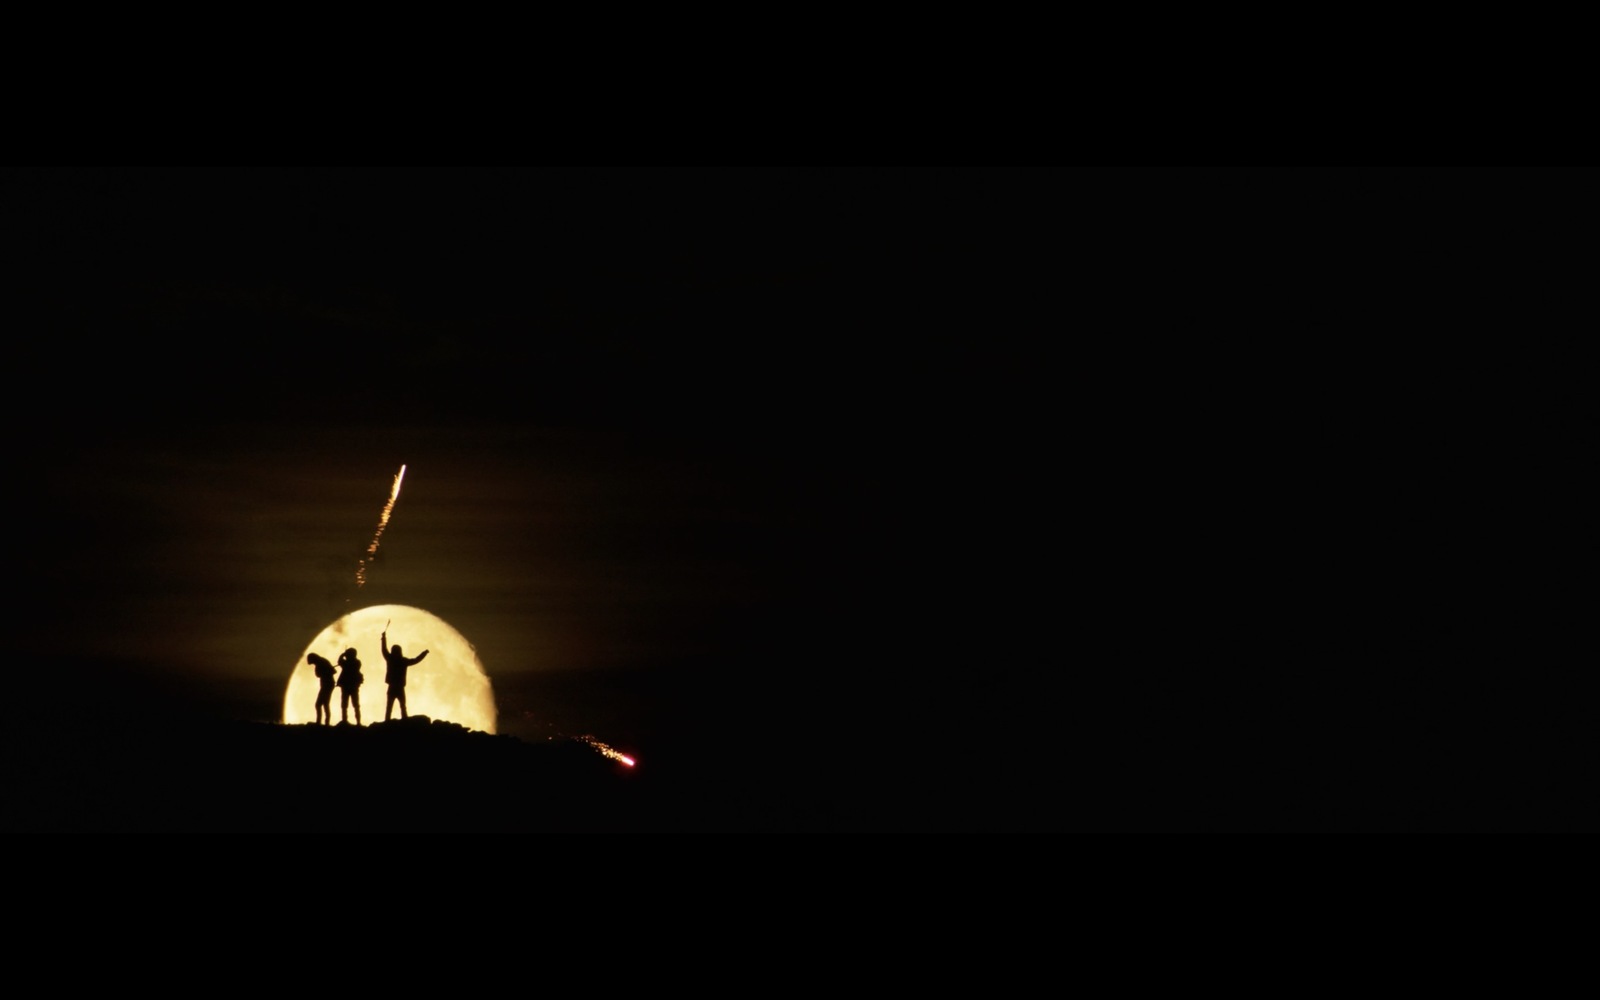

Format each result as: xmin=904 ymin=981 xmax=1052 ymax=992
xmin=579 ymin=735 xmax=635 ymax=767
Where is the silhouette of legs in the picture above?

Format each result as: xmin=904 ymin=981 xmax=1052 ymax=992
xmin=386 ymin=686 xmax=407 ymax=721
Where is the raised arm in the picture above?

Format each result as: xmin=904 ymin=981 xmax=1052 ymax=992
xmin=407 ymin=649 xmax=429 ymax=666
xmin=381 ymin=630 xmax=390 ymax=657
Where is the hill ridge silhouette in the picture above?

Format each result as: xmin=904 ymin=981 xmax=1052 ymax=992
xmin=4 ymin=703 xmax=656 ymax=833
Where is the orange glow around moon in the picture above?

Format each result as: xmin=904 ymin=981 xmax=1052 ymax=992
xmin=283 ymin=604 xmax=497 ymax=733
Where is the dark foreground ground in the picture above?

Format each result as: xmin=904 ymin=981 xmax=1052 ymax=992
xmin=10 ymin=651 xmax=1600 ymax=833
xmin=3 ymin=659 xmax=680 ymax=833
xmin=4 ymin=714 xmax=653 ymax=834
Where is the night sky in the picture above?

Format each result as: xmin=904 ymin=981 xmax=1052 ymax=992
xmin=6 ymin=167 xmax=1590 ymax=831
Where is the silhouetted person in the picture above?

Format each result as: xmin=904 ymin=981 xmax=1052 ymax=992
xmin=308 ymin=653 xmax=336 ymax=726
xmin=381 ymin=625 xmax=429 ymax=721
xmin=336 ymin=646 xmax=363 ymax=725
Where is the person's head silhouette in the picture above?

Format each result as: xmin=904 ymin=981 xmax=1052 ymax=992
xmin=344 ymin=647 xmax=357 ymax=659
xmin=392 ymin=644 xmax=403 ymax=656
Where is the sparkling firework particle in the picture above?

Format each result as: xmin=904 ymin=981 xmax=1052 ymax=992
xmin=579 ymin=735 xmax=635 ymax=766
xmin=355 ymin=464 xmax=406 ymax=591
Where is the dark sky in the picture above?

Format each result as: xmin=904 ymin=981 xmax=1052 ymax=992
xmin=12 ymin=168 xmax=1037 ymax=668
xmin=7 ymin=167 xmax=1590 ymax=830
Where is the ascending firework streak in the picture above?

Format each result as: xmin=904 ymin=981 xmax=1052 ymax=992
xmin=354 ymin=463 xmax=406 ymax=593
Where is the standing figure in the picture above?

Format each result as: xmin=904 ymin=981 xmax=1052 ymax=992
xmin=336 ymin=646 xmax=364 ymax=725
xmin=308 ymin=652 xmax=337 ymax=726
xmin=381 ymin=624 xmax=429 ymax=721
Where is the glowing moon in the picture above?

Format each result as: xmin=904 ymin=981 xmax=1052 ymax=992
xmin=283 ymin=604 xmax=496 ymax=733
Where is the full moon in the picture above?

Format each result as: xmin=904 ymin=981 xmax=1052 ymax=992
xmin=283 ymin=604 xmax=497 ymax=733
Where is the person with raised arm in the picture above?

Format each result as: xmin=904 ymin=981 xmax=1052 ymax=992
xmin=380 ymin=621 xmax=429 ymax=721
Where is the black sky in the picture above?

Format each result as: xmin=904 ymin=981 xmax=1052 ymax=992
xmin=7 ymin=167 xmax=1591 ymax=831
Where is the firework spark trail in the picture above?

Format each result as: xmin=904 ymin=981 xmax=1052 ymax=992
xmin=579 ymin=735 xmax=635 ymax=767
xmin=354 ymin=464 xmax=406 ymax=592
